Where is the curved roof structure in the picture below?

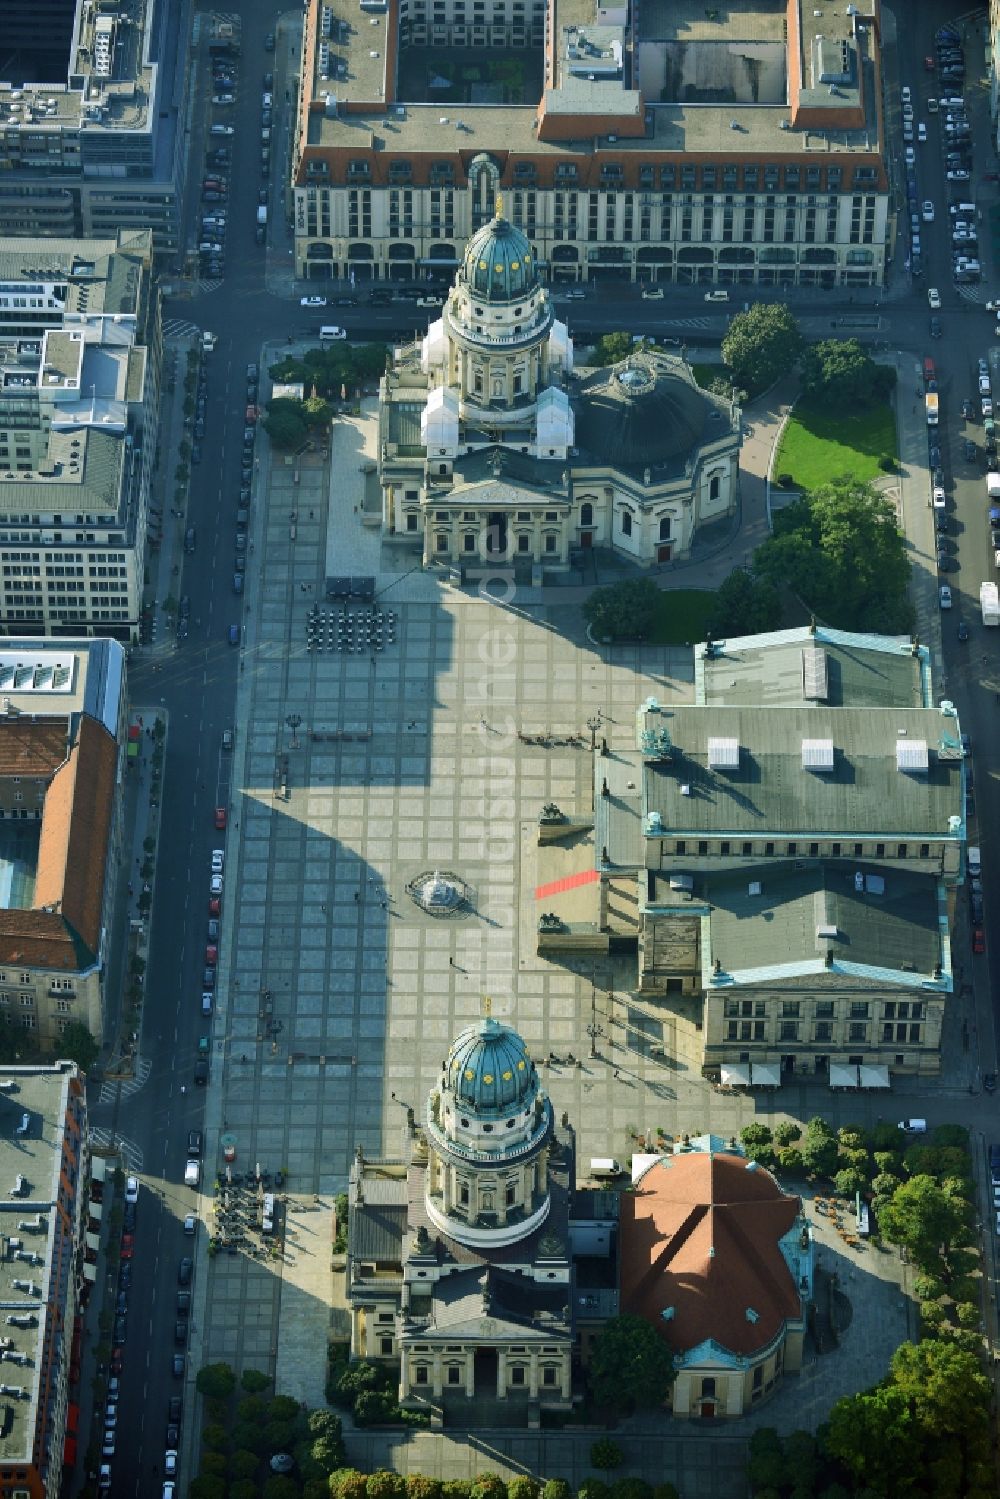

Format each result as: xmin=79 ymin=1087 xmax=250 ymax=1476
xmin=460 ymin=211 xmax=538 ymax=303
xmin=619 ymin=1152 xmax=805 ymax=1359
xmin=576 ymin=356 xmax=712 ymax=470
xmin=444 ymin=1015 xmax=537 ymax=1115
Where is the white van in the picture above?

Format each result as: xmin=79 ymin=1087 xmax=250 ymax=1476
xmin=319 ymin=326 xmax=347 ymax=342
xmin=184 ymin=1159 xmax=201 ymax=1187
xmin=704 ymin=289 xmax=729 ymax=303
xmin=968 ymin=846 xmax=982 ymax=877
xmin=589 ymin=1157 xmax=622 ymax=1179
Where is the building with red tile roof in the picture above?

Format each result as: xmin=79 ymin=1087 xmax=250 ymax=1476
xmin=619 ymin=1144 xmax=812 ymax=1417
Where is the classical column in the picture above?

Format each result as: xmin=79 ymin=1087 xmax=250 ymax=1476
xmin=432 ymin=1349 xmax=443 ymax=1398
xmin=528 ymin=1350 xmax=539 ymax=1398
xmin=465 ymin=1352 xmax=474 ymax=1397
xmin=496 ymin=1347 xmax=507 ymax=1398
xmin=399 ymin=1344 xmax=410 ymax=1402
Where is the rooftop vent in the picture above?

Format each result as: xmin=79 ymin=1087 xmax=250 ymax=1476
xmin=801 ymin=645 xmax=828 ymax=699
xmin=896 ymin=737 xmax=929 ymax=773
xmin=668 ymin=874 xmax=693 ymax=892
xmin=707 ymin=736 xmax=739 ymax=770
xmin=644 ymin=811 xmax=664 ymax=834
xmin=816 ymin=922 xmax=838 ymax=939
xmin=680 ymin=783 xmax=691 ymax=796
xmin=748 ymin=881 xmax=762 ymax=896
xmin=802 ymin=737 xmax=834 ymax=771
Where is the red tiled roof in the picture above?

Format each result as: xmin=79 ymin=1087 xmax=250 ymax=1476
xmin=619 ymin=1153 xmax=802 ymax=1358
xmin=0 ymin=716 xmax=117 ymax=972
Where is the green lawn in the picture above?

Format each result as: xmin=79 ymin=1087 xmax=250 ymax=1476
xmin=645 ymin=589 xmax=717 ymax=645
xmin=774 ymin=397 xmax=896 ymax=492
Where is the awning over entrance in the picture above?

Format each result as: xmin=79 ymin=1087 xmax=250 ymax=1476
xmin=829 ymin=1063 xmax=859 ymax=1089
xmin=720 ymin=1063 xmax=751 ymax=1086
xmin=751 ymin=1062 xmax=781 ymax=1088
xmin=859 ymin=1064 xmax=890 ymax=1089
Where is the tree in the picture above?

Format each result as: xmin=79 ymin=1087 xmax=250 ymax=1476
xmin=592 ymin=331 xmax=634 ymax=365
xmin=833 ymin=1167 xmax=867 ymax=1199
xmin=230 ymin=1451 xmax=260 ymax=1480
xmin=582 ymin=578 xmax=661 ymax=642
xmin=587 ymin=1314 xmax=674 ymax=1413
xmin=197 ymin=1362 xmax=236 ymax=1400
xmin=263 ymin=1478 xmax=300 ymax=1499
xmin=264 ymin=400 xmax=309 ymax=451
xmin=890 ymin=1339 xmax=990 ymax=1439
xmin=590 ymin=1440 xmax=623 ymax=1472
xmin=232 ymin=1422 xmax=269 ymax=1455
xmin=311 ymin=1437 xmax=346 ymax=1475
xmin=540 ymin=1482 xmax=571 ymax=1499
xmin=202 ymin=1424 xmax=230 ymax=1451
xmin=238 ymin=1395 xmax=268 ymax=1424
xmin=799 ymin=338 xmax=894 ymax=406
xmin=878 ymin=1176 xmax=969 ymax=1270
xmin=241 ymin=1367 xmax=272 ymax=1393
xmin=721 ymin=304 xmax=801 ymax=393
xmin=740 ymin=1123 xmax=772 ymax=1150
xmin=201 ymin=1453 xmax=228 ymax=1477
xmin=353 ymin=1388 xmax=397 ymax=1425
xmin=230 ymin=1483 xmax=259 ymax=1499
xmin=303 ymin=394 xmax=334 ymax=429
xmin=189 ymin=1480 xmax=227 ymax=1499
xmin=331 ymin=1470 xmax=368 ymax=1499
xmin=825 ymin=1384 xmax=920 ymax=1494
xmin=755 ymin=479 xmax=911 ymax=633
xmin=747 ymin=1428 xmax=786 ymax=1494
xmin=58 ymin=1021 xmax=99 ymax=1072
xmin=609 ymin=1482 xmax=649 ymax=1499
xmin=799 ymin=1117 xmax=839 ymax=1178
xmin=710 ymin=568 xmax=782 ymax=637
xmin=268 ymin=1395 xmax=302 ymax=1423
xmin=506 ymin=1479 xmax=538 ymax=1499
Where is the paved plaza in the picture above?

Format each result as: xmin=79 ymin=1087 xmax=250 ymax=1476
xmin=188 ymin=362 xmax=923 ymax=1484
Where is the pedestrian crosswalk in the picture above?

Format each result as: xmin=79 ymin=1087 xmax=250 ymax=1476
xmin=96 ymin=1055 xmax=151 ymax=1105
xmin=89 ymin=1128 xmax=144 ymax=1173
xmin=162 ymin=318 xmax=201 ymax=339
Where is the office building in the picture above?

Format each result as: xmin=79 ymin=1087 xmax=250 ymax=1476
xmin=294 ymin=0 xmax=889 ymax=288
xmin=0 ymin=0 xmax=193 ymax=257
xmin=0 ymin=231 xmax=159 ymax=640
xmin=0 ymin=1061 xmax=88 ymax=1497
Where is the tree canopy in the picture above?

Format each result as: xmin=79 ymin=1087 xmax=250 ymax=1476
xmin=721 ymin=303 xmax=802 ymax=393
xmin=587 ymin=1314 xmax=674 ymax=1412
xmin=878 ymin=1175 xmax=970 ymax=1272
xmin=267 ymin=342 xmax=388 ymax=397
xmin=710 ymin=567 xmax=782 ymax=637
xmin=263 ymin=400 xmax=308 ymax=452
xmin=582 ymin=577 xmax=661 ymax=641
xmin=799 ymin=337 xmax=895 ymax=406
xmin=754 ymin=478 xmax=911 ymax=633
xmin=58 ymin=1021 xmax=99 ymax=1073
xmin=591 ymin=331 xmax=634 ymax=365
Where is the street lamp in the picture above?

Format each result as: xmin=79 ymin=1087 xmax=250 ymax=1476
xmin=286 ymin=713 xmax=302 ymax=749
xmin=586 ymin=712 xmax=603 ymax=752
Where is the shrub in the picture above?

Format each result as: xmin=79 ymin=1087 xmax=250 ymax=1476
xmin=773 ymin=1122 xmax=802 ymax=1147
xmin=776 ymin=1147 xmax=803 ymax=1173
xmin=201 ymin=1453 xmax=228 ymax=1477
xmin=354 ymin=1389 xmax=399 ymax=1425
xmin=442 ymin=1483 xmax=472 ymax=1499
xmin=241 ymin=1367 xmax=272 ymax=1393
xmin=470 ymin=1474 xmax=507 ymax=1499
xmin=610 ymin=1483 xmax=650 ymax=1499
xmin=878 ymin=455 xmax=896 ymax=472
xmin=367 ymin=1471 xmax=408 ymax=1499
xmin=507 ymin=1479 xmax=539 ymax=1499
xmin=332 ymin=1473 xmax=371 ymax=1499
xmin=590 ymin=1441 xmax=624 ymax=1472
xmin=913 ymin=1274 xmax=946 ymax=1302
xmin=238 ymin=1395 xmax=267 ymax=1425
xmin=268 ymin=1395 xmax=301 ymax=1423
xmin=201 ymin=1424 xmax=230 ymax=1452
xmin=920 ymin=1301 xmax=946 ymax=1328
xmin=230 ymin=1483 xmax=259 ymax=1499
xmin=956 ymin=1302 xmax=980 ymax=1328
xmin=577 ymin=1483 xmax=610 ymax=1499
xmin=407 ymin=1477 xmax=444 ymax=1499
xmin=541 ymin=1484 xmax=571 ymax=1499
xmin=949 ymin=1275 xmax=979 ymax=1304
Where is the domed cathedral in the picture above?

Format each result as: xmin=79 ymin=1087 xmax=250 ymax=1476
xmin=344 ymin=1012 xmax=578 ymax=1422
xmin=377 ymin=200 xmax=742 ymax=577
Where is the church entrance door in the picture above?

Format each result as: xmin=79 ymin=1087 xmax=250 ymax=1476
xmin=485 ymin=512 xmax=508 ymax=560
xmin=657 ymin=544 xmax=671 ymax=563
xmin=474 ymin=1347 xmax=499 ymax=1397
xmin=580 ymin=531 xmax=593 ymax=549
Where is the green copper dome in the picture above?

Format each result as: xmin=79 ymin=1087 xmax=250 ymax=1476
xmin=461 ymin=210 xmax=538 ymax=302
xmin=444 ymin=1015 xmax=537 ymax=1115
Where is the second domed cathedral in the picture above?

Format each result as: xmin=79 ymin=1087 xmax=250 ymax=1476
xmin=377 ymin=202 xmax=742 ymax=574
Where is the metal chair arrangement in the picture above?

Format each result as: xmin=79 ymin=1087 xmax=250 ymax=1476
xmin=305 ymin=604 xmax=397 ymax=652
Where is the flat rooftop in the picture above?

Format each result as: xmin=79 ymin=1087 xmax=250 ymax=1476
xmin=0 ymin=1067 xmax=80 ymax=1467
xmin=696 ymin=628 xmax=930 ymax=710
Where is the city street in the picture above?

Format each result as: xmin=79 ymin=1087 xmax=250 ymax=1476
xmin=85 ymin=0 xmax=1000 ymax=1490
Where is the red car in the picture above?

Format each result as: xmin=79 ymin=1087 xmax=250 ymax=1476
xmin=110 ymin=1348 xmax=124 ymax=1375
xmin=208 ymin=896 xmax=221 ymax=917
xmin=120 ymin=1233 xmax=134 ymax=1260
xmin=205 ymin=945 xmax=218 ymax=966
xmin=972 ymin=926 xmax=986 ymax=954
xmin=214 ymin=807 xmax=227 ymax=830
xmin=924 ymin=54 xmax=935 ymax=70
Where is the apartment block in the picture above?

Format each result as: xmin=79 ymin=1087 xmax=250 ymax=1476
xmin=0 ymin=1061 xmax=88 ymax=1499
xmin=0 ymin=232 xmax=159 ymax=641
xmin=294 ymin=0 xmax=889 ymax=288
